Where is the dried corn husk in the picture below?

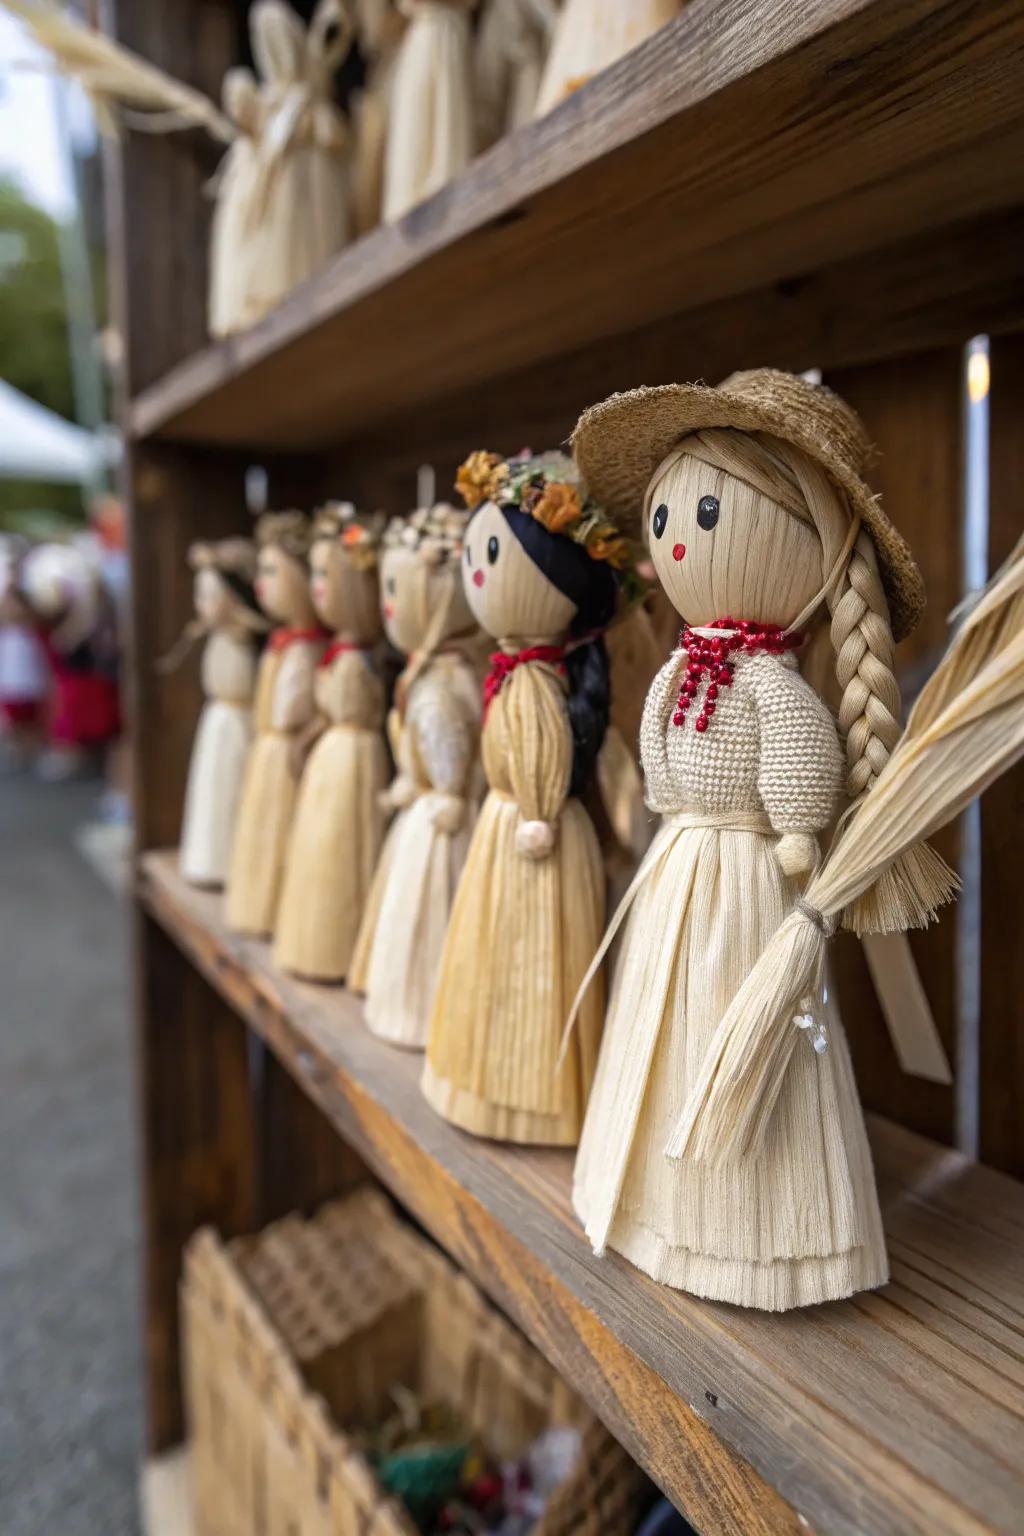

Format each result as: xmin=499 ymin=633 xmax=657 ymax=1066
xmin=666 ymin=533 xmax=1024 ymax=1164
xmin=2 ymin=0 xmax=234 ymax=139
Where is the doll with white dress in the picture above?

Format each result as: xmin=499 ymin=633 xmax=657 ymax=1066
xmin=534 ymin=0 xmax=680 ymax=116
xmin=568 ymin=369 xmax=948 ymax=1309
xmin=174 ymin=540 xmax=266 ymax=887
xmin=383 ymin=0 xmax=477 ymax=220
xmin=350 ymin=503 xmax=483 ymax=1046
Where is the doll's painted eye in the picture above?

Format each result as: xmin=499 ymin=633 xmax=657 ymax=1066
xmin=465 ymin=544 xmax=471 ymax=565
xmin=386 ymin=577 xmax=396 ymax=596
xmin=652 ymin=503 xmax=668 ymax=539
xmin=487 ymin=535 xmax=500 ymax=565
xmin=697 ymin=495 xmax=720 ymax=530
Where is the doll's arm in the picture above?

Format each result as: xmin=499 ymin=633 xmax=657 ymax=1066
xmin=748 ymin=656 xmax=843 ymax=878
xmin=272 ymin=643 xmax=318 ymax=731
xmin=505 ymin=664 xmax=572 ymax=860
xmin=413 ymin=677 xmax=477 ymax=832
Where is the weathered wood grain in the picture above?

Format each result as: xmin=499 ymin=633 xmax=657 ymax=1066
xmin=128 ymin=0 xmax=1024 ymax=449
xmin=138 ymin=850 xmax=1024 ymax=1536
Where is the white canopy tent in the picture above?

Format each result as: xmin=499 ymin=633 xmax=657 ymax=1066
xmin=0 ymin=378 xmax=109 ymax=484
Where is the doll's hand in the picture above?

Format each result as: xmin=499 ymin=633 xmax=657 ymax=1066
xmin=515 ymin=819 xmax=557 ymax=860
xmin=775 ymin=832 xmax=819 ymax=879
xmin=380 ymin=774 xmax=416 ymax=813
xmin=430 ymin=793 xmax=465 ymax=834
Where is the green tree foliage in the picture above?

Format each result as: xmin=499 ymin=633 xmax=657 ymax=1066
xmin=0 ymin=176 xmax=85 ymax=527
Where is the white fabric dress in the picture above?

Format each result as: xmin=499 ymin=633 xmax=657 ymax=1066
xmin=573 ymin=646 xmax=889 ymax=1311
xmin=180 ymin=632 xmax=257 ymax=887
xmin=383 ymin=0 xmax=476 ymax=220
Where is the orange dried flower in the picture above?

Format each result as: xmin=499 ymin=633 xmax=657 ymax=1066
xmin=342 ymin=523 xmax=365 ymax=546
xmin=533 ymin=481 xmax=582 ymax=534
xmin=588 ymin=532 xmax=631 ymax=569
xmin=456 ymin=451 xmax=503 ymax=510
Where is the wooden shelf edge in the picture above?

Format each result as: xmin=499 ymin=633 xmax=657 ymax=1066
xmin=126 ymin=0 xmax=1024 ymax=451
xmin=137 ymin=850 xmax=1024 ymax=1536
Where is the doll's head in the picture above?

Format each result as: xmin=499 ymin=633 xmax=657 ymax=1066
xmin=189 ymin=539 xmax=262 ymax=633
xmin=380 ymin=502 xmax=476 ymax=656
xmin=309 ymin=502 xmax=385 ymax=641
xmin=254 ymin=511 xmax=317 ymax=626
xmin=457 ymin=450 xmax=632 ymax=794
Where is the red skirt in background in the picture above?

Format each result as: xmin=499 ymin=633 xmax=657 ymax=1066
xmin=49 ymin=663 xmax=121 ymax=747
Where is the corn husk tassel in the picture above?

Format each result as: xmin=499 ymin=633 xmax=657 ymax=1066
xmin=2 ymin=0 xmax=234 ymax=140
xmin=666 ymin=534 xmax=1024 ymax=1165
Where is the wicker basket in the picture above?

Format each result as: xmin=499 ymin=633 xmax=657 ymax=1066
xmin=183 ymin=1188 xmax=639 ymax=1536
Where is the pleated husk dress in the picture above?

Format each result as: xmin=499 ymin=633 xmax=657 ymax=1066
xmin=383 ymin=0 xmax=476 ymax=221
xmin=350 ymin=652 xmax=481 ymax=1047
xmin=423 ymin=657 xmax=605 ymax=1144
xmin=273 ymin=646 xmax=390 ymax=981
xmin=573 ymin=647 xmax=888 ymax=1310
xmin=225 ymin=634 xmax=323 ymax=935
xmin=534 ymin=0 xmax=680 ymax=116
xmin=180 ymin=631 xmax=257 ymax=887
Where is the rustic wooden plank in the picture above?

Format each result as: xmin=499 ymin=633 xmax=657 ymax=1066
xmin=824 ymin=350 xmax=964 ymax=1145
xmin=135 ymin=907 xmax=258 ymax=1452
xmin=138 ymin=850 xmax=1024 ymax=1536
xmin=979 ymin=336 xmax=1024 ymax=1179
xmin=128 ymin=0 xmax=1024 ymax=450
xmin=254 ymin=1046 xmax=368 ymax=1225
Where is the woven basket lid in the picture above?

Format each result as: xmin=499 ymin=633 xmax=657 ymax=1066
xmin=572 ymin=368 xmax=925 ymax=639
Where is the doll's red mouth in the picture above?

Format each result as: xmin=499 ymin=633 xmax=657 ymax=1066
xmin=672 ymin=543 xmax=686 ymax=562
xmin=472 ymin=569 xmax=485 ymax=587
xmin=383 ymin=602 xmax=394 ymax=620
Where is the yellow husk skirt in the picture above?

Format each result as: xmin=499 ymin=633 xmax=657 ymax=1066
xmin=273 ymin=723 xmax=389 ymax=981
xmin=224 ymin=730 xmax=297 ymax=935
xmin=180 ymin=699 xmax=251 ymax=888
xmin=573 ymin=820 xmax=888 ymax=1310
xmin=422 ymin=789 xmax=605 ymax=1145
xmin=350 ymin=791 xmax=474 ymax=1048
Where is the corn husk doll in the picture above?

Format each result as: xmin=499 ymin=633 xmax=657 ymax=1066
xmin=422 ymin=450 xmax=634 ymax=1144
xmin=350 ymin=503 xmax=484 ymax=1045
xmin=274 ymin=504 xmax=390 ymax=981
xmin=568 ymin=369 xmax=955 ymax=1310
xmin=474 ymin=0 xmax=560 ymax=148
xmin=209 ymin=0 xmax=355 ymax=337
xmin=350 ymin=0 xmax=408 ymax=233
xmin=382 ymin=0 xmax=477 ymax=221
xmin=534 ymin=0 xmax=680 ymax=116
xmin=225 ymin=512 xmax=327 ymax=935
xmin=169 ymin=539 xmax=267 ymax=887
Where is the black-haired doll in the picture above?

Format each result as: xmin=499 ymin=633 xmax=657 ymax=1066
xmin=422 ymin=450 xmax=633 ymax=1145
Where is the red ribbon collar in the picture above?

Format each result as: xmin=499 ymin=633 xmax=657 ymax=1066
xmin=673 ymin=618 xmax=804 ymax=733
xmin=268 ymin=625 xmax=330 ymax=653
xmin=319 ymin=638 xmax=371 ymax=669
xmin=484 ymin=644 xmax=566 ymax=717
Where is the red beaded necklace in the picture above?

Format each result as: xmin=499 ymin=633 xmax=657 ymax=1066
xmin=673 ymin=618 xmax=804 ymax=733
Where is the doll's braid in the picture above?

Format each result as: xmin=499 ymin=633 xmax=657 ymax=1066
xmin=826 ymin=527 xmax=902 ymax=799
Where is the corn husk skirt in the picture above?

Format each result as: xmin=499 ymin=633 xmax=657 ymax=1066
xmin=350 ymin=790 xmax=474 ymax=1047
xmin=180 ymin=700 xmax=252 ymax=888
xmin=573 ymin=820 xmax=888 ymax=1310
xmin=273 ymin=723 xmax=390 ymax=981
xmin=423 ymin=790 xmax=605 ymax=1144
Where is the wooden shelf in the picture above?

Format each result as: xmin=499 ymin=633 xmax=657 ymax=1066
xmin=138 ymin=849 xmax=1024 ymax=1536
xmin=128 ymin=0 xmax=1024 ymax=454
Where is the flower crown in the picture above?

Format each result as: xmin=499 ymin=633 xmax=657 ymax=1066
xmin=456 ymin=449 xmax=633 ymax=571
xmin=188 ymin=537 xmax=257 ymax=582
xmin=313 ymin=500 xmax=387 ymax=572
xmin=254 ymin=509 xmax=314 ymax=561
xmin=383 ymin=501 xmax=471 ymax=567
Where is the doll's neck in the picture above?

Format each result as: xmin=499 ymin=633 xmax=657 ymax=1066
xmin=496 ymin=632 xmax=565 ymax=653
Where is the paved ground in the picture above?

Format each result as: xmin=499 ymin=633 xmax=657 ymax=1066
xmin=0 ymin=775 xmax=141 ymax=1535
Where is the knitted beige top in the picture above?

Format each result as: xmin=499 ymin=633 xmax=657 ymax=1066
xmin=641 ymin=647 xmax=843 ymax=833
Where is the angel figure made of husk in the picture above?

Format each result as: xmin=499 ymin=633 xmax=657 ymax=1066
xmin=349 ymin=502 xmax=486 ymax=1046
xmin=273 ymin=504 xmax=391 ymax=981
xmin=209 ymin=0 xmax=356 ymax=337
xmin=534 ymin=0 xmax=680 ymax=117
xmin=225 ymin=512 xmax=329 ymax=935
xmin=565 ymin=368 xmax=958 ymax=1310
xmin=474 ymin=0 xmax=560 ymax=148
xmin=382 ymin=0 xmax=478 ymax=221
xmin=421 ymin=449 xmax=636 ymax=1145
xmin=164 ymin=539 xmax=268 ymax=888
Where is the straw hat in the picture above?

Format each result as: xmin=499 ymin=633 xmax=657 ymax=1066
xmin=572 ymin=368 xmax=924 ymax=639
